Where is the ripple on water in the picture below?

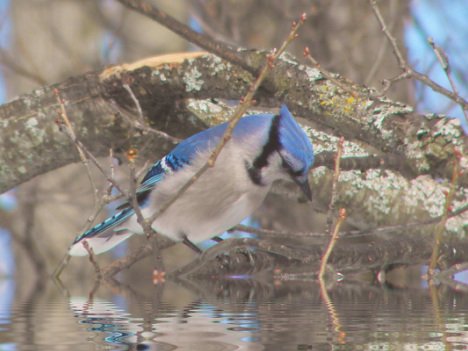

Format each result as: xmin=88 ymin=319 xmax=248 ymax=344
xmin=3 ymin=281 xmax=468 ymax=350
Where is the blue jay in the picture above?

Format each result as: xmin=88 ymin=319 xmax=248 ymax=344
xmin=69 ymin=105 xmax=314 ymax=256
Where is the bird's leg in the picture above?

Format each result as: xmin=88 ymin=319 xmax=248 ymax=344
xmin=182 ymin=235 xmax=202 ymax=254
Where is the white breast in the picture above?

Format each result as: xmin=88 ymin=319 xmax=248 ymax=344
xmin=148 ymin=140 xmax=271 ymax=243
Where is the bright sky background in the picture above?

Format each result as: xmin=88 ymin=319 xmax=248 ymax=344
xmin=406 ymin=0 xmax=468 ymax=131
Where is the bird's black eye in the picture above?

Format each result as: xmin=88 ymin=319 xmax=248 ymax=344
xmin=282 ymin=159 xmax=303 ymax=177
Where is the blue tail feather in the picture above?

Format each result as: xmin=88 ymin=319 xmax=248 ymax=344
xmin=69 ymin=208 xmax=135 ymax=256
xmin=73 ymin=208 xmax=134 ymax=243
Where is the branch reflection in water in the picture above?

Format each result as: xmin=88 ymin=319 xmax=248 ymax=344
xmin=2 ymin=272 xmax=468 ymax=350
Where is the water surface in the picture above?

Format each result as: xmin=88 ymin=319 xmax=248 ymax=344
xmin=1 ymin=276 xmax=468 ymax=350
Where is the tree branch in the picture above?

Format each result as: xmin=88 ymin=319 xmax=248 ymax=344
xmin=0 ymin=51 xmax=466 ymax=196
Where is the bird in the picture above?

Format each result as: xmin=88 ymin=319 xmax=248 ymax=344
xmin=68 ymin=104 xmax=314 ymax=256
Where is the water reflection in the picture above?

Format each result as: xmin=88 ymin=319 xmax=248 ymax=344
xmin=70 ymin=281 xmax=263 ymax=350
xmin=2 ymin=276 xmax=468 ymax=350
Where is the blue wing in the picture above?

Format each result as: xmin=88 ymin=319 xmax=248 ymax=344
xmin=115 ymin=152 xmax=191 ymax=210
xmin=168 ymin=113 xmax=273 ymax=160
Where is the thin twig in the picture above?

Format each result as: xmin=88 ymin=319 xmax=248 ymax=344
xmin=127 ymin=160 xmax=166 ymax=273
xmin=365 ymin=0 xmax=398 ymax=85
xmin=52 ymin=253 xmax=71 ymax=279
xmin=75 ymin=140 xmax=128 ymax=197
xmin=428 ymin=37 xmax=468 ymax=126
xmin=108 ymin=148 xmax=116 ymax=193
xmin=122 ymin=74 xmax=145 ymax=125
xmin=127 ymin=160 xmax=154 ymax=238
xmin=117 ymin=109 xmax=179 ymax=142
xmin=82 ymin=240 xmax=101 ymax=278
xmin=121 ymin=76 xmax=179 ymax=142
xmin=379 ymin=71 xmax=411 ymax=95
xmin=326 ymin=137 xmax=344 ymax=230
xmin=318 ymin=136 xmax=346 ymax=280
xmin=319 ymin=209 xmax=347 ymax=281
xmin=81 ymin=149 xmax=122 ymax=237
xmin=54 ymin=88 xmax=99 ymax=206
xmin=369 ymin=0 xmax=406 ymax=70
xmin=428 ymin=148 xmax=461 ymax=276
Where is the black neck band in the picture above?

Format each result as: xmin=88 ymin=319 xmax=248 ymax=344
xmin=245 ymin=114 xmax=281 ymax=185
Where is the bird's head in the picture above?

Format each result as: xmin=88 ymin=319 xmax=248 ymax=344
xmin=247 ymin=105 xmax=314 ymax=200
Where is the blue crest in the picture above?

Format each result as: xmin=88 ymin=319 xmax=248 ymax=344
xmin=277 ymin=105 xmax=314 ymax=174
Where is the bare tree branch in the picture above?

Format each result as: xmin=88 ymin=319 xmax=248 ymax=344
xmin=1 ymin=51 xmax=465 ymax=197
xmin=369 ymin=0 xmax=468 ymax=110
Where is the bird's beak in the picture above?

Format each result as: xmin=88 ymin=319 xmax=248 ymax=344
xmin=295 ymin=177 xmax=312 ymax=201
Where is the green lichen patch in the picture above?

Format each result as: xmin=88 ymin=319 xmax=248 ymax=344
xmin=209 ymin=55 xmax=233 ymax=75
xmin=416 ymin=117 xmax=466 ymax=172
xmin=278 ymin=52 xmax=300 ymax=67
xmin=310 ymin=81 xmax=366 ymax=122
xmin=404 ymin=137 xmax=431 ymax=173
xmin=183 ymin=66 xmax=204 ymax=92
xmin=432 ymin=117 xmax=463 ymax=146
xmin=298 ymin=64 xmax=322 ymax=82
xmin=313 ymin=165 xmax=463 ymax=226
xmin=304 ymin=126 xmax=368 ymax=157
xmin=158 ymin=72 xmax=167 ymax=82
xmin=186 ymin=99 xmax=232 ymax=126
xmin=23 ymin=116 xmax=46 ymax=146
xmin=366 ymin=103 xmax=413 ymax=142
